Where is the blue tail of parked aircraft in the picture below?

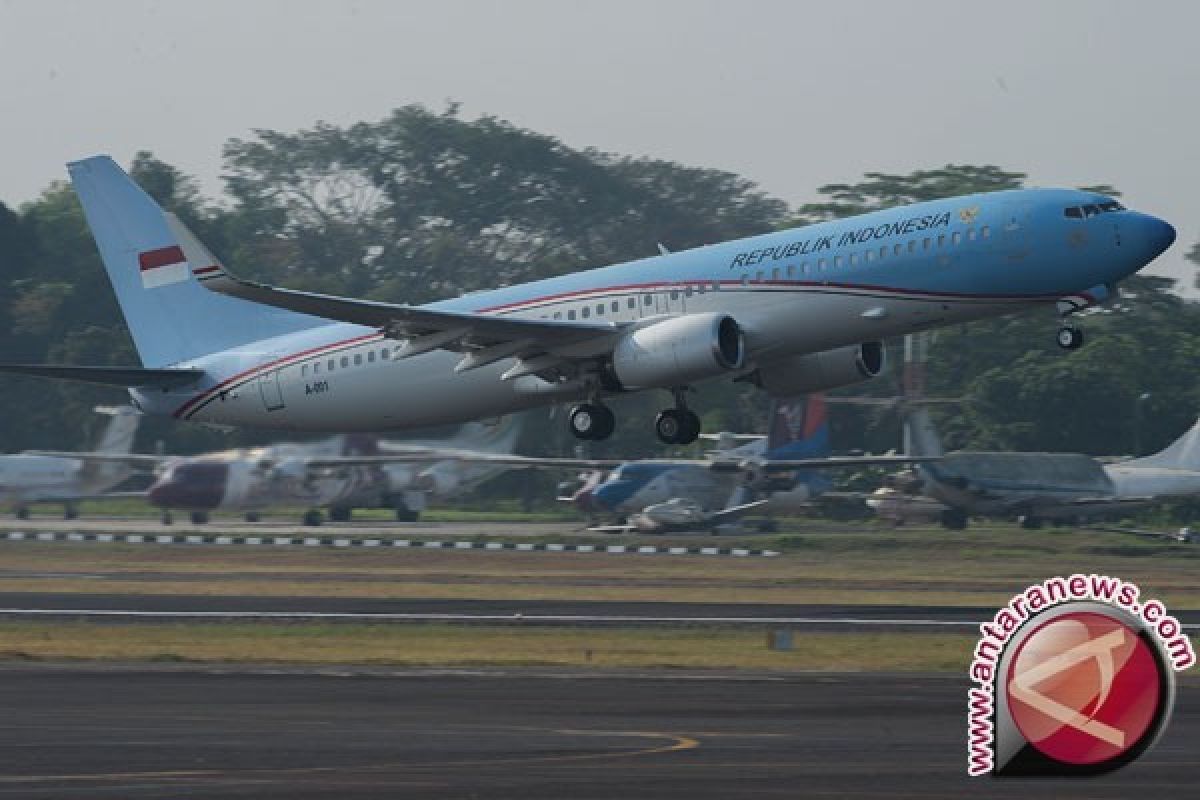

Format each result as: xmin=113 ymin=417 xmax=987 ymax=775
xmin=764 ymin=395 xmax=833 ymax=494
xmin=68 ymin=156 xmax=323 ymax=368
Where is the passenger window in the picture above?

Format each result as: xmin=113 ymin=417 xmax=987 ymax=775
xmin=611 ymin=300 xmax=620 ymax=312
xmin=981 ymin=225 xmax=991 ymax=238
xmin=1064 ymin=207 xmax=1083 ymax=219
xmin=301 ymin=365 xmax=308 ymax=377
xmin=685 ymin=285 xmax=694 ymax=296
xmin=922 ymin=238 xmax=930 ymax=250
xmin=696 ymin=283 xmax=705 ymax=294
xmin=380 ymin=348 xmax=389 ymax=360
xmin=596 ymin=304 xmax=604 ymax=315
xmin=865 ymin=250 xmax=874 ymax=262
xmin=937 ymin=234 xmax=946 ymax=247
xmin=553 ymin=311 xmax=562 ymax=320
xmin=670 ymin=289 xmax=680 ymax=299
xmin=340 ymin=356 xmax=349 ymax=368
xmin=894 ymin=243 xmax=903 ymax=256
xmin=952 ymin=232 xmax=962 ymax=245
xmin=581 ymin=307 xmax=590 ymax=318
xmin=879 ymin=246 xmax=887 ymax=259
xmin=834 ymin=256 xmax=843 ymax=268
xmin=644 ymin=295 xmax=653 ymax=305
xmin=967 ymin=229 xmax=977 ymax=241
xmin=787 ymin=264 xmax=796 ymax=277
xmin=818 ymin=258 xmax=827 ymax=272
xmin=849 ymin=253 xmax=857 ymax=266
xmin=328 ymin=359 xmax=335 ymax=371
xmin=568 ymin=309 xmax=577 ymax=320
xmin=354 ymin=354 xmax=362 ymax=366
xmin=313 ymin=362 xmax=320 ymax=374
xmin=367 ymin=350 xmax=375 ymax=363
xmin=627 ymin=298 xmax=635 ymax=309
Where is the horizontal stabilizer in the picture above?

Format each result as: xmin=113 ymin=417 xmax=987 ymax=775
xmin=0 ymin=364 xmax=205 ymax=389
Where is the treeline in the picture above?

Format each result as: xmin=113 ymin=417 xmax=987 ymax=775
xmin=0 ymin=103 xmax=1197 ymax=465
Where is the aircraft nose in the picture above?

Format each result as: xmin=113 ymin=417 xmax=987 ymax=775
xmin=1132 ymin=213 xmax=1176 ymax=259
xmin=146 ymin=463 xmax=228 ymax=510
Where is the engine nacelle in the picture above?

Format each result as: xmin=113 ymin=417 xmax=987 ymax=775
xmin=754 ymin=342 xmax=885 ymax=397
xmin=611 ymin=313 xmax=745 ymax=390
xmin=415 ymin=461 xmax=461 ymax=496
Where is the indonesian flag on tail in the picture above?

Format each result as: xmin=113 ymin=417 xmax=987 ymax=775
xmin=138 ymin=245 xmax=189 ymax=289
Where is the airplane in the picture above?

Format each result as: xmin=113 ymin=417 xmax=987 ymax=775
xmin=0 ymin=157 xmax=1175 ymax=447
xmin=389 ymin=394 xmax=928 ymax=533
xmin=0 ymin=406 xmax=140 ymax=519
xmin=54 ymin=417 xmax=524 ymax=526
xmin=893 ymin=403 xmax=1200 ymax=529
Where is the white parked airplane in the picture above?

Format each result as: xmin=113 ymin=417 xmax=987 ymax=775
xmin=0 ymin=157 xmax=1176 ymax=444
xmin=0 ymin=406 xmax=139 ymax=518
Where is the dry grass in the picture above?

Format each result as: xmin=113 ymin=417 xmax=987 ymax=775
xmin=0 ymin=622 xmax=976 ymax=671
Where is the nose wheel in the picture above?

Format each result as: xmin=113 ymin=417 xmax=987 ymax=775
xmin=568 ymin=403 xmax=616 ymax=441
xmin=1057 ymin=324 xmax=1084 ymax=350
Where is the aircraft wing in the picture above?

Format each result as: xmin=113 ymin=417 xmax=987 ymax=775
xmin=184 ymin=221 xmax=622 ymax=375
xmin=302 ymin=452 xmax=628 ymax=470
xmin=23 ymin=451 xmax=168 ymax=469
xmin=707 ymin=499 xmax=771 ymax=523
xmin=705 ymin=455 xmax=939 ymax=473
xmin=0 ymin=364 xmax=204 ymax=388
xmin=311 ymin=452 xmax=936 ymax=471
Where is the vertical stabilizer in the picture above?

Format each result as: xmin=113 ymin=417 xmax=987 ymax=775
xmin=1125 ymin=418 xmax=1200 ymax=470
xmin=68 ymin=156 xmax=324 ymax=367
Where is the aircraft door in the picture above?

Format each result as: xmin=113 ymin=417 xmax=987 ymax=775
xmin=259 ymin=370 xmax=285 ymax=412
xmin=654 ymin=290 xmax=671 ymax=315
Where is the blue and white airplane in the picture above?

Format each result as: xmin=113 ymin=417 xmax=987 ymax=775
xmin=0 ymin=157 xmax=1175 ymax=444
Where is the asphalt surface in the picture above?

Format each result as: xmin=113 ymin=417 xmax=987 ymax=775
xmin=0 ymin=665 xmax=1194 ymax=799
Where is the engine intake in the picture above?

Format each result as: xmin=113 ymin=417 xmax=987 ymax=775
xmin=611 ymin=313 xmax=745 ymax=390
xmin=754 ymin=342 xmax=885 ymax=397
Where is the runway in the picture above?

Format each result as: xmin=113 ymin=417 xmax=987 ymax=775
xmin=2 ymin=593 xmax=1198 ymax=630
xmin=0 ymin=665 xmax=1195 ymax=799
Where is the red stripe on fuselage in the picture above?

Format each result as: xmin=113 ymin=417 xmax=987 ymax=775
xmin=138 ymin=246 xmax=186 ymax=271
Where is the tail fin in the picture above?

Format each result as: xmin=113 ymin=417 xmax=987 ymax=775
xmin=68 ymin=156 xmax=323 ymax=367
xmin=903 ymin=406 xmax=945 ymax=458
xmin=79 ymin=406 xmax=140 ymax=491
xmin=1126 ymin=418 xmax=1200 ymax=470
xmin=765 ymin=395 xmax=830 ymax=459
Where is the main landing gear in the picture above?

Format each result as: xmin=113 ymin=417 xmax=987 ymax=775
xmin=566 ymin=388 xmax=703 ymax=445
xmin=655 ymin=389 xmax=701 ymax=446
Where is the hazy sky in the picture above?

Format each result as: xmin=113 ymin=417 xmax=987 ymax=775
xmin=2 ymin=0 xmax=1197 ymax=291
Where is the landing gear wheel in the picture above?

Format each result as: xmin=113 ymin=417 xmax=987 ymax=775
xmin=1057 ymin=325 xmax=1084 ymax=350
xmin=14 ymin=508 xmax=29 ymax=520
xmin=302 ymin=510 xmax=323 ymax=527
xmin=244 ymin=512 xmax=261 ymax=523
xmin=64 ymin=505 xmax=78 ymax=520
xmin=329 ymin=506 xmax=352 ymax=523
xmin=189 ymin=511 xmax=209 ymax=525
xmin=569 ymin=403 xmax=615 ymax=441
xmin=161 ymin=511 xmax=173 ymax=525
xmin=655 ymin=409 xmax=701 ymax=445
xmin=394 ymin=506 xmax=420 ymax=522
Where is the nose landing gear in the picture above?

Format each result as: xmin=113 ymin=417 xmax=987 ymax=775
xmin=1056 ymin=324 xmax=1084 ymax=350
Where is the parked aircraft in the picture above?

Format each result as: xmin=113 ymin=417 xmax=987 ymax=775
xmin=897 ymin=405 xmax=1200 ymax=529
xmin=69 ymin=417 xmax=523 ymax=526
xmin=0 ymin=157 xmax=1175 ymax=446
xmin=0 ymin=406 xmax=139 ymax=518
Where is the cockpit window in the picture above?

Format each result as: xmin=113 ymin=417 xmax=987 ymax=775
xmin=1064 ymin=201 xmax=1124 ymax=219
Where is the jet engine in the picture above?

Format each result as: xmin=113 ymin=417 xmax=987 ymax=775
xmin=611 ymin=313 xmax=745 ymax=390
xmin=415 ymin=461 xmax=461 ymax=496
xmin=752 ymin=342 xmax=885 ymax=397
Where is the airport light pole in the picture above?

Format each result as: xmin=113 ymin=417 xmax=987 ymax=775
xmin=1133 ymin=392 xmax=1152 ymax=456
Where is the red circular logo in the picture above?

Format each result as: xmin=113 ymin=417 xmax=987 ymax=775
xmin=1006 ymin=611 xmax=1163 ymax=766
